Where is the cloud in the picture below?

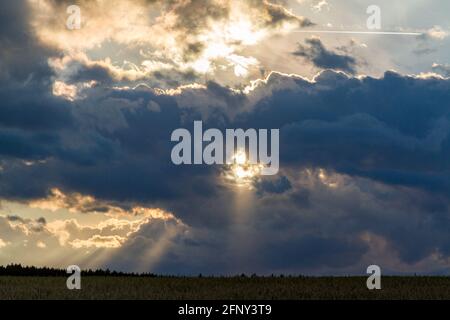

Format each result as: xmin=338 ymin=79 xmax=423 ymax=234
xmin=414 ymin=26 xmax=449 ymax=56
xmin=425 ymin=26 xmax=449 ymax=40
xmin=2 ymin=63 xmax=450 ymax=272
xmin=292 ymin=38 xmax=357 ymax=74
xmin=1 ymin=68 xmax=450 ymax=274
xmin=1 ymin=1 xmax=450 ymax=275
xmin=6 ymin=215 xmax=47 ymax=233
xmin=70 ymin=235 xmax=125 ymax=249
xmin=255 ymin=175 xmax=292 ymax=195
xmin=19 ymin=0 xmax=316 ymax=93
xmin=311 ymin=0 xmax=330 ymax=13
xmin=0 ymin=198 xmax=187 ymax=270
xmin=29 ymin=0 xmax=313 ymax=79
xmin=257 ymin=1 xmax=314 ymax=28
xmin=0 ymin=238 xmax=9 ymax=248
xmin=432 ymin=63 xmax=450 ymax=77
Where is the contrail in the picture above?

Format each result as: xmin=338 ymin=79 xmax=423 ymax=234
xmin=293 ymin=30 xmax=422 ymax=36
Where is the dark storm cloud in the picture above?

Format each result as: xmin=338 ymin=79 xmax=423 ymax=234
xmin=255 ymin=175 xmax=292 ymax=195
xmin=240 ymin=71 xmax=450 ymax=194
xmin=293 ymin=38 xmax=357 ymax=74
xmin=0 ymin=130 xmax=58 ymax=159
xmin=1 ymin=1 xmax=450 ymax=275
xmin=0 ymin=1 xmax=54 ymax=83
xmin=3 ymin=61 xmax=450 ymax=274
xmin=3 ymin=59 xmax=450 ymax=273
xmin=0 ymin=0 xmax=71 ymax=132
xmin=261 ymin=235 xmax=368 ymax=270
xmin=0 ymin=89 xmax=73 ymax=131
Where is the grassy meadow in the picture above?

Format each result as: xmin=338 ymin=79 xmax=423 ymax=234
xmin=0 ymin=276 xmax=449 ymax=300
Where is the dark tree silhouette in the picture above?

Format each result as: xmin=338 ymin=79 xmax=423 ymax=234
xmin=0 ymin=264 xmax=158 ymax=277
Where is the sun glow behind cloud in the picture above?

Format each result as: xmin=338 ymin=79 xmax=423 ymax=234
xmin=27 ymin=0 xmax=311 ymax=95
xmin=223 ymin=150 xmax=264 ymax=188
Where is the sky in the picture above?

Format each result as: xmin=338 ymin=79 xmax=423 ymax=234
xmin=1 ymin=0 xmax=450 ymax=275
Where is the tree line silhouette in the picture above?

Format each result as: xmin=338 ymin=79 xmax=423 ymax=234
xmin=0 ymin=264 xmax=303 ymax=278
xmin=0 ymin=264 xmax=158 ymax=277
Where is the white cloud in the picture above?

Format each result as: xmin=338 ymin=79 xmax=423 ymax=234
xmin=311 ymin=0 xmax=330 ymax=13
xmin=36 ymin=241 xmax=47 ymax=249
xmin=0 ymin=189 xmax=188 ymax=270
xmin=426 ymin=26 xmax=449 ymax=40
xmin=0 ymin=238 xmax=9 ymax=248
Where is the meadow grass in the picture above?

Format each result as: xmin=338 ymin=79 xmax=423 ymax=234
xmin=1 ymin=276 xmax=450 ymax=300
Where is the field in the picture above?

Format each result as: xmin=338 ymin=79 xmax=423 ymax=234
xmin=0 ymin=276 xmax=449 ymax=300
